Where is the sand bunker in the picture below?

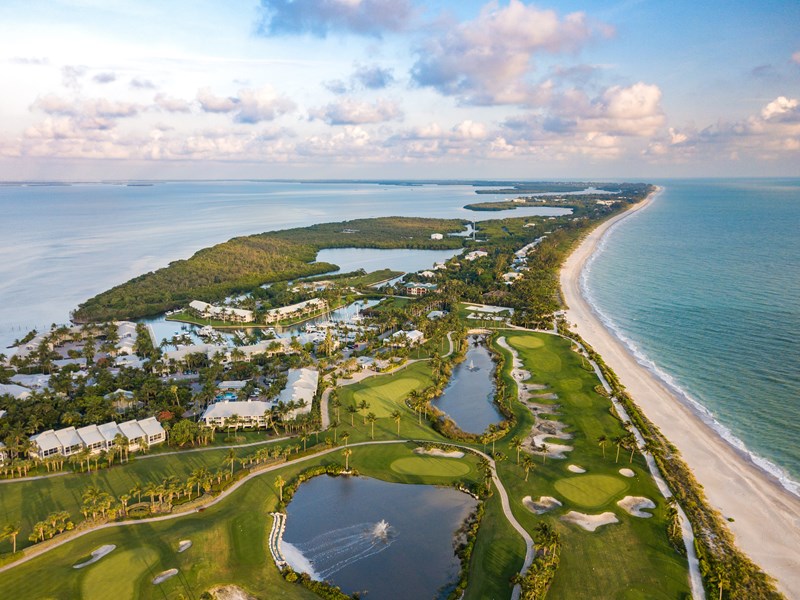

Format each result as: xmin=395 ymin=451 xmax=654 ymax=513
xmin=561 ymin=511 xmax=619 ymax=532
xmin=209 ymin=586 xmax=258 ymax=600
xmin=567 ymin=465 xmax=586 ymax=473
xmin=529 ymin=393 xmax=559 ymax=400
xmin=619 ymin=468 xmax=635 ymax=478
xmin=523 ymin=495 xmax=562 ymax=514
xmin=153 ymin=569 xmax=179 ymax=584
xmin=618 ymin=496 xmax=656 ymax=518
xmin=73 ymin=544 xmax=116 ymax=569
xmin=414 ymin=447 xmax=465 ymax=458
xmin=178 ymin=540 xmax=192 ymax=552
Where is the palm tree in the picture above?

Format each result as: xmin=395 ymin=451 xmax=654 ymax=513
xmin=300 ymin=433 xmax=309 ymax=452
xmin=130 ymin=483 xmax=143 ymax=504
xmin=510 ymin=436 xmax=523 ymax=464
xmin=358 ymin=399 xmax=370 ymax=425
xmin=274 ymin=475 xmax=285 ymax=502
xmin=521 ymin=455 xmax=535 ymax=481
xmin=2 ymin=523 xmax=20 ymax=554
xmin=331 ymin=396 xmax=341 ymax=423
xmin=613 ymin=436 xmax=624 ymax=463
xmin=391 ymin=410 xmax=401 ymax=437
xmin=330 ymin=419 xmax=340 ymax=443
xmin=366 ymin=412 xmax=377 ymax=439
xmin=341 ymin=432 xmax=350 ymax=447
xmin=342 ymin=448 xmax=352 ymax=471
xmin=347 ymin=404 xmax=358 ymax=427
xmin=597 ymin=435 xmax=608 ymax=459
xmin=625 ymin=433 xmax=638 ymax=463
xmin=119 ymin=494 xmax=130 ymax=516
xmin=540 ymin=443 xmax=549 ymax=464
xmin=224 ymin=449 xmax=237 ymax=477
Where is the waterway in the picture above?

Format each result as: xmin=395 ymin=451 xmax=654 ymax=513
xmin=281 ymin=474 xmax=477 ymax=600
xmin=434 ymin=337 xmax=503 ymax=434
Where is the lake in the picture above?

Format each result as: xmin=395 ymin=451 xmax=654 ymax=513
xmin=281 ymin=474 xmax=477 ymax=599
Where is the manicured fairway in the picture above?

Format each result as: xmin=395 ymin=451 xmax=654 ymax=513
xmin=554 ymin=474 xmax=629 ymax=508
xmin=390 ymin=456 xmax=471 ymax=477
xmin=351 ymin=377 xmax=420 ymax=417
xmin=81 ymin=547 xmax=159 ymax=600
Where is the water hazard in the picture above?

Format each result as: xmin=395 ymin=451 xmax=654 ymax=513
xmin=434 ymin=336 xmax=503 ymax=434
xmin=281 ymin=475 xmax=476 ymax=599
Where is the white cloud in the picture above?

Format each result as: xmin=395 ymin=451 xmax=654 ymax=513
xmin=761 ymin=96 xmax=799 ymax=121
xmin=236 ymin=87 xmax=295 ymax=123
xmin=309 ymin=98 xmax=402 ymax=125
xmin=197 ymin=87 xmax=238 ymax=113
xmin=154 ymin=94 xmax=191 ymax=113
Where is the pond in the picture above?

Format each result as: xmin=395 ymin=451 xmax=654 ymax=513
xmin=281 ymin=475 xmax=477 ymax=600
xmin=434 ymin=337 xmax=503 ymax=434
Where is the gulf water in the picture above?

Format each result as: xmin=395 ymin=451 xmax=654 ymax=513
xmin=583 ymin=179 xmax=800 ymax=495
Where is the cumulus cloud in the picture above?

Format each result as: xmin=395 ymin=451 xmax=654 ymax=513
xmin=310 ymin=98 xmax=402 ymax=125
xmin=323 ymin=79 xmax=350 ymax=95
xmin=411 ymin=0 xmax=610 ymax=105
xmin=257 ymin=0 xmax=414 ymax=37
xmin=197 ymin=86 xmax=295 ymax=123
xmin=130 ymin=78 xmax=157 ymax=90
xmin=235 ymin=87 xmax=296 ymax=123
xmin=93 ymin=72 xmax=117 ymax=84
xmin=154 ymin=93 xmax=191 ymax=113
xmin=31 ymin=94 xmax=140 ymax=119
xmin=761 ymin=96 xmax=799 ymax=121
xmin=353 ymin=64 xmax=395 ymax=89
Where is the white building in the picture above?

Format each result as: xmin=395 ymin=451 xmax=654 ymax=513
xmin=388 ymin=329 xmax=425 ymax=347
xmin=430 ymin=233 xmax=444 ymax=240
xmin=464 ymin=250 xmax=489 ymax=261
xmin=115 ymin=321 xmax=138 ymax=355
xmin=278 ymin=368 xmax=319 ymax=419
xmin=189 ymin=300 xmax=254 ymax=323
xmin=29 ymin=418 xmax=166 ymax=459
xmin=0 ymin=383 xmax=32 ymax=400
xmin=502 ymin=272 xmax=523 ymax=284
xmin=201 ymin=400 xmax=273 ymax=429
xmin=264 ymin=298 xmax=327 ymax=324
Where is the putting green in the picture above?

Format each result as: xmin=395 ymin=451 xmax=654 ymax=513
xmin=554 ymin=475 xmax=628 ymax=508
xmin=390 ymin=456 xmax=471 ymax=477
xmin=508 ymin=336 xmax=544 ymax=349
xmin=81 ymin=547 xmax=159 ymax=600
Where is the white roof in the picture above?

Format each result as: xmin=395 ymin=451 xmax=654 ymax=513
xmin=10 ymin=373 xmax=50 ymax=389
xmin=32 ymin=430 xmax=61 ymax=452
xmin=76 ymin=424 xmax=105 ymax=446
xmin=392 ymin=329 xmax=424 ymax=341
xmin=138 ymin=416 xmax=165 ymax=437
xmin=266 ymin=298 xmax=325 ymax=317
xmin=219 ymin=380 xmax=247 ymax=390
xmin=0 ymin=383 xmax=32 ymax=399
xmin=189 ymin=300 xmax=211 ymax=312
xmin=116 ymin=321 xmax=137 ymax=338
xmin=202 ymin=400 xmax=273 ymax=420
xmin=119 ymin=420 xmax=146 ymax=441
xmin=278 ymin=368 xmax=318 ymax=411
xmin=98 ymin=421 xmax=123 ymax=443
xmin=54 ymin=427 xmax=83 ymax=448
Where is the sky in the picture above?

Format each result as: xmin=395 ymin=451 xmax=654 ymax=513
xmin=0 ymin=0 xmax=798 ymax=179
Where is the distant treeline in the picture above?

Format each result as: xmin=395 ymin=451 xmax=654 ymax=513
xmin=73 ymin=217 xmax=466 ymax=322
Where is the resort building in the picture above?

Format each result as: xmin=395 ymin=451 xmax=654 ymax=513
xmin=115 ymin=321 xmax=137 ymax=355
xmin=419 ymin=270 xmax=436 ymax=278
xmin=387 ymin=329 xmax=425 ymax=347
xmin=405 ymin=282 xmax=438 ymax=296
xmin=278 ymin=368 xmax=319 ymax=419
xmin=29 ymin=417 xmax=166 ymax=459
xmin=0 ymin=442 xmax=6 ymax=465
xmin=464 ymin=250 xmax=489 ymax=261
xmin=430 ymin=233 xmax=443 ymax=240
xmin=502 ymin=272 xmax=523 ymax=284
xmin=0 ymin=383 xmax=32 ymax=400
xmin=264 ymin=298 xmax=328 ymax=325
xmin=201 ymin=399 xmax=272 ymax=429
xmin=189 ymin=300 xmax=254 ymax=323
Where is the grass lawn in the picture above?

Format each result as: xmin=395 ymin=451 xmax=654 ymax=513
xmin=490 ymin=330 xmax=690 ymax=600
xmin=0 ymin=443 xmax=483 ymax=600
xmin=389 ymin=456 xmax=471 ymax=477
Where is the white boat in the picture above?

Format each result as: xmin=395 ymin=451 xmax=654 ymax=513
xmin=198 ymin=325 xmax=214 ymax=337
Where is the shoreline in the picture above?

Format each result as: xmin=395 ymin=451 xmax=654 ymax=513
xmin=560 ymin=187 xmax=800 ymax=598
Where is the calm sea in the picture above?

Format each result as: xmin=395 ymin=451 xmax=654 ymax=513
xmin=583 ymin=179 xmax=800 ymax=495
xmin=0 ymin=181 xmax=568 ymax=349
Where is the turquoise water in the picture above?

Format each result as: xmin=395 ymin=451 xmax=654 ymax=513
xmin=584 ymin=179 xmax=800 ymax=495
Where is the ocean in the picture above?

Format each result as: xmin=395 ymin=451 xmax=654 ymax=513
xmin=583 ymin=179 xmax=800 ymax=495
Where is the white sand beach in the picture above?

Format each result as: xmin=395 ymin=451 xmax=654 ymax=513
xmin=560 ymin=187 xmax=800 ymax=597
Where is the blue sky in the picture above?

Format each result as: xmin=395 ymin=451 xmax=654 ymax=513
xmin=0 ymin=0 xmax=797 ymax=179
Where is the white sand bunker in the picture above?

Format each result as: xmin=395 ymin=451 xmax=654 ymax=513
xmin=209 ymin=585 xmax=258 ymax=600
xmin=618 ymin=496 xmax=656 ymax=518
xmin=522 ymin=495 xmax=562 ymax=514
xmin=178 ymin=540 xmax=192 ymax=552
xmin=619 ymin=468 xmax=635 ymax=478
xmin=73 ymin=544 xmax=116 ymax=569
xmin=414 ymin=447 xmax=464 ymax=458
xmin=561 ymin=511 xmax=619 ymax=532
xmin=567 ymin=465 xmax=586 ymax=473
xmin=153 ymin=569 xmax=179 ymax=584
